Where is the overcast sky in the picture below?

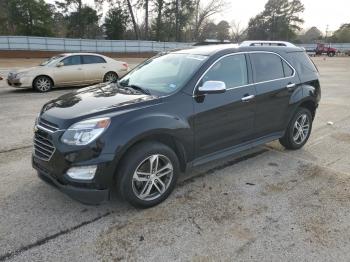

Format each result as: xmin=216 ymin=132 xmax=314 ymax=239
xmin=47 ymin=0 xmax=350 ymax=33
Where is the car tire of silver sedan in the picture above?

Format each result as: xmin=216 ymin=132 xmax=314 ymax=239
xmin=33 ymin=76 xmax=53 ymax=92
xmin=117 ymin=141 xmax=180 ymax=208
xmin=103 ymin=71 xmax=118 ymax=82
xmin=279 ymin=107 xmax=313 ymax=150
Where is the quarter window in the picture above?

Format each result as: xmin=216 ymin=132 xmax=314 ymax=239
xmin=201 ymin=54 xmax=248 ymax=88
xmin=82 ymin=55 xmax=106 ymax=64
xmin=282 ymin=60 xmax=294 ymax=77
xmin=61 ymin=55 xmax=81 ymax=66
xmin=250 ymin=53 xmax=284 ymax=82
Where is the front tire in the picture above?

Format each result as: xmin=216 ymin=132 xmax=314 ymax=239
xmin=279 ymin=107 xmax=313 ymax=150
xmin=33 ymin=76 xmax=53 ymax=92
xmin=117 ymin=141 xmax=180 ymax=208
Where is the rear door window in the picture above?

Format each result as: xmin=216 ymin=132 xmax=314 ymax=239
xmin=82 ymin=55 xmax=106 ymax=64
xmin=250 ymin=53 xmax=284 ymax=82
xmin=62 ymin=55 xmax=81 ymax=66
xmin=201 ymin=54 xmax=248 ymax=88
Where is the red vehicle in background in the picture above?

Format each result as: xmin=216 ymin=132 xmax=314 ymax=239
xmin=315 ymin=43 xmax=337 ymax=56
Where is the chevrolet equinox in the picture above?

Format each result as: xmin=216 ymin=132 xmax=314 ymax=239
xmin=32 ymin=41 xmax=321 ymax=208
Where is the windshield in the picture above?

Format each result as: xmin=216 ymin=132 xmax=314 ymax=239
xmin=40 ymin=55 xmax=65 ymax=66
xmin=119 ymin=53 xmax=208 ymax=95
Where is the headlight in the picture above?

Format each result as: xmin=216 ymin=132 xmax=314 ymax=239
xmin=16 ymin=72 xmax=28 ymax=78
xmin=61 ymin=117 xmax=111 ymax=146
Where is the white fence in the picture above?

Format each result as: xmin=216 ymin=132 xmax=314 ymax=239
xmin=0 ymin=36 xmax=193 ymax=53
xmin=299 ymin=43 xmax=350 ymax=51
xmin=1 ymin=36 xmax=350 ymax=53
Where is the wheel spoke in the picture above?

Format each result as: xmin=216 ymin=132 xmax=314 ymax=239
xmin=293 ymin=131 xmax=300 ymax=141
xmin=156 ymin=163 xmax=172 ymax=176
xmin=154 ymin=179 xmax=166 ymax=193
xmin=134 ymin=171 xmax=150 ymax=182
xmin=300 ymin=114 xmax=307 ymax=126
xmin=139 ymin=181 xmax=153 ymax=199
xmin=149 ymin=155 xmax=159 ymax=173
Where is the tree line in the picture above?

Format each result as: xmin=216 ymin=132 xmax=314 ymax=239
xmin=0 ymin=0 xmax=349 ymax=43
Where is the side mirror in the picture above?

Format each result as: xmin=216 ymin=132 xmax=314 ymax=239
xmin=56 ymin=62 xmax=64 ymax=67
xmin=198 ymin=81 xmax=226 ymax=94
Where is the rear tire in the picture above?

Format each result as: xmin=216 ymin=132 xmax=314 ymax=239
xmin=103 ymin=72 xmax=118 ymax=82
xmin=279 ymin=107 xmax=313 ymax=150
xmin=117 ymin=141 xmax=180 ymax=208
xmin=33 ymin=76 xmax=53 ymax=92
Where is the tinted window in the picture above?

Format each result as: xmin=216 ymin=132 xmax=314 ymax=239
xmin=282 ymin=60 xmax=294 ymax=77
xmin=202 ymin=54 xmax=248 ymax=88
xmin=250 ymin=53 xmax=284 ymax=82
xmin=82 ymin=55 xmax=106 ymax=64
xmin=62 ymin=55 xmax=81 ymax=66
xmin=289 ymin=51 xmax=318 ymax=82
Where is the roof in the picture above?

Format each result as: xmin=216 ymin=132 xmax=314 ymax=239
xmin=173 ymin=41 xmax=303 ymax=56
xmin=60 ymin=53 xmax=106 ymax=57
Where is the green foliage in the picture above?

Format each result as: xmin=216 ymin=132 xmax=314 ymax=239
xmin=199 ymin=22 xmax=217 ymax=40
xmin=156 ymin=0 xmax=196 ymax=41
xmin=247 ymin=0 xmax=304 ymax=41
xmin=332 ymin=24 xmax=350 ymax=43
xmin=1 ymin=0 xmax=55 ymax=36
xmin=65 ymin=6 xmax=101 ymax=38
xmin=216 ymin=20 xmax=230 ymax=42
xmin=104 ymin=5 xmax=129 ymax=40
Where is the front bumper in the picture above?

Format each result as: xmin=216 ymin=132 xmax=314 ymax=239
xmin=32 ymin=156 xmax=111 ymax=205
xmin=31 ymin=125 xmax=117 ymax=205
xmin=7 ymin=75 xmax=33 ymax=88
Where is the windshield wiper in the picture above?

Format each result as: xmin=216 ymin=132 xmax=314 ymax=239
xmin=117 ymin=82 xmax=151 ymax=95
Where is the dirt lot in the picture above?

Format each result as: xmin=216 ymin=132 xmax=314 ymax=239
xmin=0 ymin=57 xmax=349 ymax=261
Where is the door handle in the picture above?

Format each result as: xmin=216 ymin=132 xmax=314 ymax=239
xmin=241 ymin=94 xmax=255 ymax=102
xmin=286 ymin=83 xmax=296 ymax=89
xmin=78 ymin=68 xmax=83 ymax=70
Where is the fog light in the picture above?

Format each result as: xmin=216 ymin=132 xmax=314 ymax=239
xmin=66 ymin=165 xmax=97 ymax=180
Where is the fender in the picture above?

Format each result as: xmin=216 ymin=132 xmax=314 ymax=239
xmin=104 ymin=112 xmax=194 ymax=176
xmin=284 ymin=83 xmax=320 ymax=129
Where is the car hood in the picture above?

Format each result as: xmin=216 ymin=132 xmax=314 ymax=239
xmin=40 ymin=83 xmax=159 ymax=125
xmin=12 ymin=66 xmax=41 ymax=74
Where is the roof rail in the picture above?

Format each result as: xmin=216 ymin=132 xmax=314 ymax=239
xmin=240 ymin=41 xmax=296 ymax=47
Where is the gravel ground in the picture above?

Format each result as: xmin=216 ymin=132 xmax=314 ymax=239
xmin=0 ymin=57 xmax=349 ymax=261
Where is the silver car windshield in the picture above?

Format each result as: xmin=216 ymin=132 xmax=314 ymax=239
xmin=40 ymin=55 xmax=65 ymax=66
xmin=119 ymin=53 xmax=208 ymax=95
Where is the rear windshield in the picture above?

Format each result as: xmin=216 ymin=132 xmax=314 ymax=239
xmin=289 ymin=51 xmax=318 ymax=82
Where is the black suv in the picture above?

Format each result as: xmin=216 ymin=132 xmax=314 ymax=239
xmin=32 ymin=41 xmax=321 ymax=207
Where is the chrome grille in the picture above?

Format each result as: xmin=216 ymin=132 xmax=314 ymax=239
xmin=34 ymin=133 xmax=55 ymax=161
xmin=38 ymin=118 xmax=59 ymax=132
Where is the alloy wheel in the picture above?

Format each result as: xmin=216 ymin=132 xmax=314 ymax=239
xmin=36 ymin=77 xmax=51 ymax=92
xmin=292 ymin=113 xmax=310 ymax=144
xmin=132 ymin=154 xmax=174 ymax=201
xmin=104 ymin=72 xmax=118 ymax=82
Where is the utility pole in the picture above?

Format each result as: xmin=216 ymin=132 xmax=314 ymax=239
xmin=325 ymin=24 xmax=329 ymax=43
xmin=175 ymin=0 xmax=180 ymax=41
xmin=145 ymin=0 xmax=149 ymax=40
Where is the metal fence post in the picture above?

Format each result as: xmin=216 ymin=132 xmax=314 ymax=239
xmin=45 ymin=37 xmax=48 ymax=51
